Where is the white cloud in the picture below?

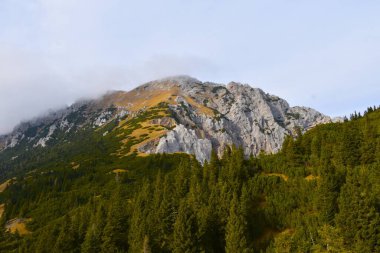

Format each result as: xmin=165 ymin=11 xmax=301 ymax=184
xmin=0 ymin=43 xmax=218 ymax=134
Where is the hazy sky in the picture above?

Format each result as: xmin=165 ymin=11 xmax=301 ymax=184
xmin=0 ymin=0 xmax=379 ymax=134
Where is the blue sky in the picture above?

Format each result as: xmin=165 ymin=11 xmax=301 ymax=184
xmin=0 ymin=0 xmax=379 ymax=134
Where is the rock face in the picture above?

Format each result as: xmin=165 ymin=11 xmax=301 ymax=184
xmin=0 ymin=99 xmax=124 ymax=152
xmin=156 ymin=124 xmax=212 ymax=162
xmin=0 ymin=75 xmax=337 ymax=163
xmin=145 ymin=77 xmax=334 ymax=162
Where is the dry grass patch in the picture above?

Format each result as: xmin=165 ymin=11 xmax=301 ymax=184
xmin=128 ymin=122 xmax=152 ymax=137
xmin=129 ymin=129 xmax=167 ymax=155
xmin=118 ymin=118 xmax=169 ymax=156
xmin=71 ymin=162 xmax=80 ymax=170
xmin=184 ymin=96 xmax=215 ymax=116
xmin=0 ymin=179 xmax=11 ymax=193
xmin=305 ymin=174 xmax=320 ymax=181
xmin=0 ymin=204 xmax=5 ymax=218
xmin=115 ymin=87 xmax=179 ymax=111
xmin=113 ymin=169 xmax=128 ymax=173
xmin=263 ymin=173 xmax=289 ymax=181
xmin=5 ymin=218 xmax=32 ymax=235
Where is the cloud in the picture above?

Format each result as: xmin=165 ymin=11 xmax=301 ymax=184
xmin=0 ymin=43 xmax=218 ymax=134
xmin=120 ymin=55 xmax=220 ymax=86
xmin=0 ymin=0 xmax=220 ymax=134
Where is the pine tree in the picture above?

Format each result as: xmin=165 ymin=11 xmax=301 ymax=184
xmin=224 ymin=146 xmax=248 ymax=189
xmin=312 ymin=225 xmax=349 ymax=253
xmin=376 ymin=139 xmax=380 ymax=164
xmin=34 ymin=223 xmax=61 ymax=253
xmin=54 ymin=215 xmax=77 ymax=252
xmin=360 ymin=117 xmax=377 ymax=164
xmin=310 ymin=134 xmax=321 ymax=166
xmin=340 ymin=123 xmax=362 ymax=167
xmin=316 ymin=173 xmax=338 ymax=224
xmin=101 ymin=187 xmax=128 ymax=252
xmin=335 ymin=170 xmax=380 ymax=252
xmin=81 ymin=205 xmax=106 ymax=253
xmin=320 ymin=138 xmax=333 ymax=169
xmin=172 ymin=200 xmax=198 ymax=253
xmin=225 ymin=193 xmax=252 ymax=253
xmin=174 ymin=160 xmax=191 ymax=200
xmin=128 ymin=182 xmax=152 ymax=253
xmin=82 ymin=222 xmax=99 ymax=253
xmin=282 ymin=135 xmax=298 ymax=168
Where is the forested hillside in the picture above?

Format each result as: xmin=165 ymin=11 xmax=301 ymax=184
xmin=0 ymin=107 xmax=379 ymax=252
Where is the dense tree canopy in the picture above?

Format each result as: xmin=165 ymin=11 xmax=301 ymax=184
xmin=0 ymin=107 xmax=379 ymax=252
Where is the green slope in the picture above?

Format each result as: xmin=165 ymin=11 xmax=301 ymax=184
xmin=0 ymin=107 xmax=379 ymax=252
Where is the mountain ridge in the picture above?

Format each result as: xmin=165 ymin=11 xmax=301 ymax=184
xmin=0 ymin=76 xmax=340 ymax=162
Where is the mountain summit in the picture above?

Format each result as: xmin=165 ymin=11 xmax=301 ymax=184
xmin=0 ymin=76 xmax=336 ymax=162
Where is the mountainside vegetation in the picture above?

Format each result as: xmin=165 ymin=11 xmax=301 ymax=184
xmin=0 ymin=106 xmax=379 ymax=252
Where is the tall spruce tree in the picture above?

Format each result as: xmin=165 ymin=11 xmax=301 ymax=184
xmin=101 ymin=187 xmax=129 ymax=252
xmin=172 ymin=200 xmax=198 ymax=253
xmin=54 ymin=215 xmax=78 ymax=253
xmin=81 ymin=205 xmax=106 ymax=253
xmin=225 ymin=193 xmax=252 ymax=253
xmin=335 ymin=170 xmax=380 ymax=252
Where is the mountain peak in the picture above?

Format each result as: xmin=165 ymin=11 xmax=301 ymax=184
xmin=135 ymin=75 xmax=201 ymax=91
xmin=0 ymin=76 xmax=335 ymax=162
xmin=158 ymin=75 xmax=201 ymax=85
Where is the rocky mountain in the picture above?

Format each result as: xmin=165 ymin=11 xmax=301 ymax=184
xmin=0 ymin=76 xmax=338 ymax=163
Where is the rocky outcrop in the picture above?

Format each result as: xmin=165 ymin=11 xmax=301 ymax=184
xmin=156 ymin=124 xmax=212 ymax=163
xmin=145 ymin=76 xmax=335 ymax=160
xmin=149 ymin=117 xmax=176 ymax=129
xmin=0 ymin=98 xmax=127 ymax=151
xmin=138 ymin=138 xmax=161 ymax=154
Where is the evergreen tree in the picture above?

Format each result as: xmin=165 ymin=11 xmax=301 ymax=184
xmin=360 ymin=117 xmax=377 ymax=164
xmin=282 ymin=135 xmax=303 ymax=168
xmin=54 ymin=215 xmax=78 ymax=253
xmin=82 ymin=222 xmax=99 ymax=253
xmin=340 ymin=123 xmax=362 ymax=167
xmin=172 ymin=200 xmax=198 ymax=253
xmin=309 ymin=134 xmax=321 ymax=166
xmin=312 ymin=225 xmax=349 ymax=253
xmin=316 ymin=172 xmax=338 ymax=224
xmin=101 ymin=187 xmax=128 ymax=252
xmin=81 ymin=205 xmax=106 ymax=253
xmin=335 ymin=170 xmax=380 ymax=252
xmin=174 ymin=160 xmax=191 ymax=200
xmin=128 ymin=182 xmax=152 ymax=253
xmin=225 ymin=193 xmax=252 ymax=253
xmin=376 ymin=139 xmax=380 ymax=164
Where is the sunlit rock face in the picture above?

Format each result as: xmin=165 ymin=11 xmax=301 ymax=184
xmin=133 ymin=76 xmax=334 ymax=161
